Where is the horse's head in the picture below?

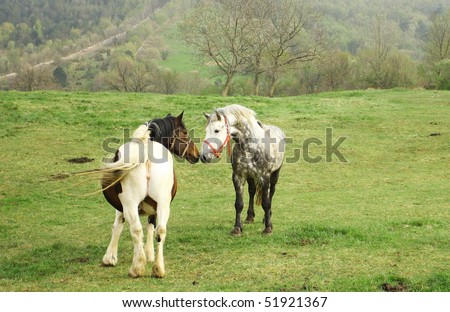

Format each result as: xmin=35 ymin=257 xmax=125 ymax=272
xmin=200 ymin=110 xmax=231 ymax=163
xmin=169 ymin=112 xmax=200 ymax=164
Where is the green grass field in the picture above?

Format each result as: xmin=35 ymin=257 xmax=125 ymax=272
xmin=0 ymin=89 xmax=449 ymax=292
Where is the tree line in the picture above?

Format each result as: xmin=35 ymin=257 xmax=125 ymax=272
xmin=178 ymin=0 xmax=450 ymax=96
xmin=1 ymin=0 xmax=449 ymax=95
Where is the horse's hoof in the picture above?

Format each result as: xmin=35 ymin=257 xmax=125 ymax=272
xmin=262 ymin=227 xmax=273 ymax=235
xmin=101 ymin=256 xmax=117 ymax=267
xmin=128 ymin=266 xmax=146 ymax=278
xmin=230 ymin=227 xmax=242 ymax=236
xmin=151 ymin=265 xmax=165 ymax=278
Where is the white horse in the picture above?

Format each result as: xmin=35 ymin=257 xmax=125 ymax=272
xmin=89 ymin=114 xmax=198 ymax=278
xmin=200 ymin=104 xmax=285 ymax=235
xmin=99 ymin=125 xmax=174 ymax=278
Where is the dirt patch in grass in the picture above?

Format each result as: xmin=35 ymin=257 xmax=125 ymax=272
xmin=381 ymin=282 xmax=409 ymax=292
xmin=49 ymin=173 xmax=70 ymax=180
xmin=67 ymin=157 xmax=94 ymax=163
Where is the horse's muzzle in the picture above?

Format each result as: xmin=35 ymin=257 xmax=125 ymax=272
xmin=187 ymin=154 xmax=200 ymax=164
xmin=200 ymin=154 xmax=210 ymax=163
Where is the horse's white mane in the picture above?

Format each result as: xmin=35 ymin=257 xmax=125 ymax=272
xmin=131 ymin=124 xmax=150 ymax=142
xmin=216 ymin=104 xmax=257 ymax=124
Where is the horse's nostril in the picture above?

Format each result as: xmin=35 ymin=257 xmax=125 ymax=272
xmin=200 ymin=155 xmax=207 ymax=163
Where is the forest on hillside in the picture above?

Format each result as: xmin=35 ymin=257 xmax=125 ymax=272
xmin=0 ymin=0 xmax=449 ymax=95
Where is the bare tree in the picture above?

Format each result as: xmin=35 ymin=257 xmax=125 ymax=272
xmin=13 ymin=64 xmax=54 ymax=91
xmin=129 ymin=62 xmax=153 ymax=92
xmin=263 ymin=0 xmax=323 ymax=97
xmin=362 ymin=15 xmax=400 ymax=88
xmin=242 ymin=0 xmax=273 ymax=95
xmin=179 ymin=0 xmax=253 ymax=96
xmin=425 ymin=9 xmax=450 ymax=88
xmin=105 ymin=54 xmax=156 ymax=92
xmin=427 ymin=10 xmax=450 ymax=62
xmin=107 ymin=55 xmax=134 ymax=92
xmin=319 ymin=49 xmax=351 ymax=91
xmin=179 ymin=0 xmax=322 ymax=97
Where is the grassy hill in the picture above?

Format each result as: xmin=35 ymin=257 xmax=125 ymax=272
xmin=0 ymin=89 xmax=449 ymax=291
xmin=2 ymin=0 xmax=450 ymax=94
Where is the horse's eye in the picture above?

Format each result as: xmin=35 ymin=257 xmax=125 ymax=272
xmin=214 ymin=129 xmax=220 ymax=133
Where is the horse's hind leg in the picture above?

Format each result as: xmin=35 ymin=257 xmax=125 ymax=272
xmin=123 ymin=203 xmax=146 ymax=278
xmin=152 ymin=202 xmax=170 ymax=278
xmin=269 ymin=168 xmax=281 ymax=200
xmin=102 ymin=210 xmax=125 ymax=266
xmin=145 ymin=215 xmax=156 ymax=263
xmin=245 ymin=177 xmax=256 ymax=223
xmin=261 ymin=169 xmax=281 ymax=234
xmin=261 ymin=180 xmax=273 ymax=234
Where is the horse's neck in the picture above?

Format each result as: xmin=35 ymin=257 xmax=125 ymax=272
xmin=149 ymin=119 xmax=173 ymax=147
xmin=228 ymin=115 xmax=265 ymax=147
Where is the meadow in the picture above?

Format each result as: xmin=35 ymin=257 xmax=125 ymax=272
xmin=0 ymin=89 xmax=448 ymax=292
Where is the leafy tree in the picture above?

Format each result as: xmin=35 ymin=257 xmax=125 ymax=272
xmin=53 ymin=66 xmax=68 ymax=88
xmin=31 ymin=20 xmax=44 ymax=46
xmin=0 ymin=22 xmax=15 ymax=48
xmin=319 ymin=49 xmax=352 ymax=91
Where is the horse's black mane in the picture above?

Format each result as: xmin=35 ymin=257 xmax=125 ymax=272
xmin=147 ymin=115 xmax=185 ymax=142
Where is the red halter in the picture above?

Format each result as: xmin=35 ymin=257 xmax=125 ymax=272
xmin=204 ymin=115 xmax=232 ymax=158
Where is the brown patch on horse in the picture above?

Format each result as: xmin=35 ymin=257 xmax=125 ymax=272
xmin=144 ymin=196 xmax=157 ymax=209
xmin=102 ymin=150 xmax=124 ymax=212
xmin=171 ymin=170 xmax=177 ymax=201
xmin=102 ymin=154 xmax=178 ymax=213
xmin=102 ymin=181 xmax=123 ymax=212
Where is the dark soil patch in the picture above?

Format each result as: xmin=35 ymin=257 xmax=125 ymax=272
xmin=49 ymin=173 xmax=70 ymax=180
xmin=381 ymin=282 xmax=408 ymax=292
xmin=429 ymin=132 xmax=442 ymax=137
xmin=67 ymin=257 xmax=90 ymax=264
xmin=67 ymin=157 xmax=94 ymax=163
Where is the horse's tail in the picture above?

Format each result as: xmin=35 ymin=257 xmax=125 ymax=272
xmin=57 ymin=124 xmax=150 ymax=196
xmin=80 ymin=124 xmax=150 ymax=194
xmin=255 ymin=182 xmax=263 ymax=206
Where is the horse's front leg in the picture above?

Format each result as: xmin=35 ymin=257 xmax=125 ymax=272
xmin=245 ymin=177 xmax=256 ymax=223
xmin=231 ymin=173 xmax=245 ymax=236
xmin=102 ymin=210 xmax=125 ymax=266
xmin=261 ymin=180 xmax=273 ymax=234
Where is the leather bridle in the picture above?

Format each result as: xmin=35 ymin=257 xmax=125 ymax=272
xmin=169 ymin=128 xmax=192 ymax=158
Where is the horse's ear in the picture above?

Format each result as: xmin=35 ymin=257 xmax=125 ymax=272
xmin=176 ymin=111 xmax=184 ymax=121
xmin=203 ymin=112 xmax=211 ymax=120
xmin=167 ymin=113 xmax=172 ymax=117
xmin=215 ymin=111 xmax=222 ymax=121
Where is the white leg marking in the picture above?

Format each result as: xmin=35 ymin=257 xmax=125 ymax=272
xmin=152 ymin=204 xmax=170 ymax=278
xmin=102 ymin=210 xmax=124 ymax=266
xmin=145 ymin=221 xmax=155 ymax=263
xmin=123 ymin=205 xmax=146 ymax=278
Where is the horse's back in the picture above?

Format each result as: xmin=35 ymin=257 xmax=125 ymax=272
xmin=146 ymin=141 xmax=174 ymax=203
xmin=262 ymin=124 xmax=285 ymax=171
xmin=264 ymin=124 xmax=286 ymax=141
